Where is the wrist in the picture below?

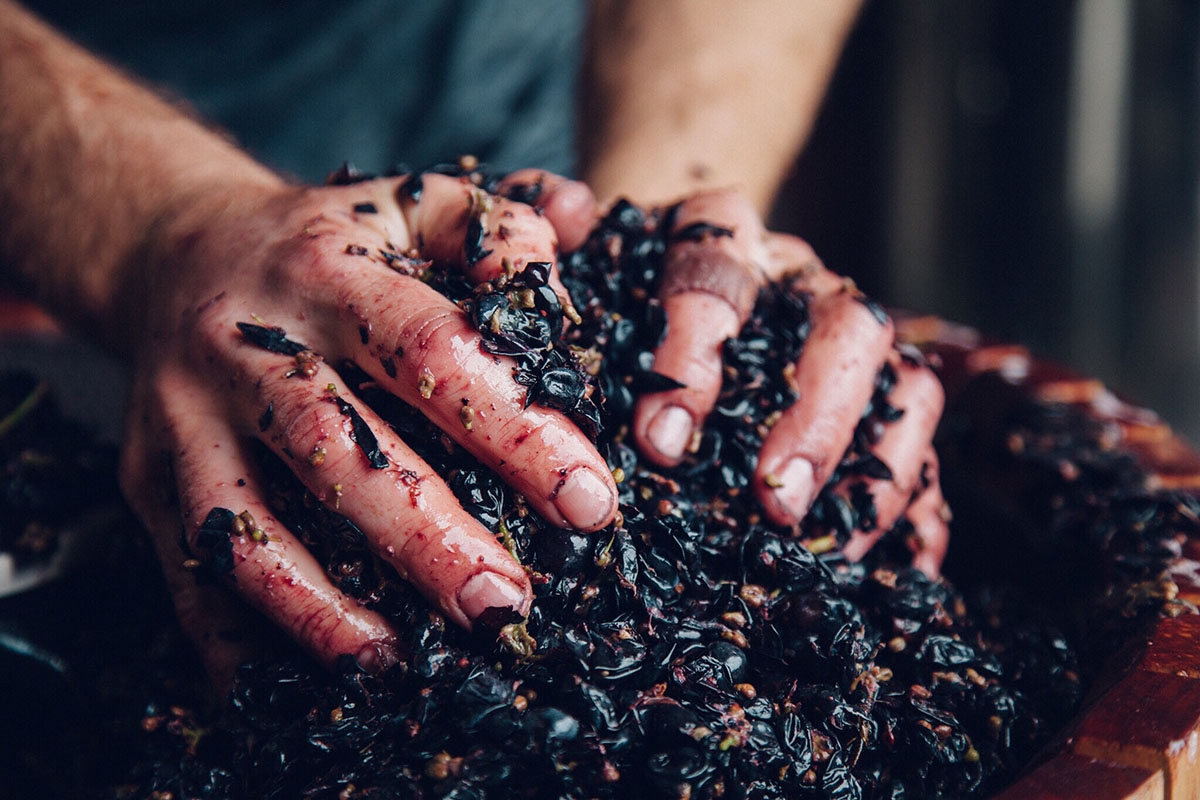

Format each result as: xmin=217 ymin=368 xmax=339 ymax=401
xmin=111 ymin=175 xmax=288 ymax=356
xmin=0 ymin=0 xmax=290 ymax=355
xmin=582 ymin=151 xmax=771 ymax=214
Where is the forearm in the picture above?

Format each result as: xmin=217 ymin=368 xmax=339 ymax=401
xmin=580 ymin=0 xmax=862 ymax=213
xmin=0 ymin=1 xmax=282 ymax=351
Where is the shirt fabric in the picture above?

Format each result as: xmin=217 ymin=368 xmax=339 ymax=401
xmin=28 ymin=0 xmax=585 ymax=182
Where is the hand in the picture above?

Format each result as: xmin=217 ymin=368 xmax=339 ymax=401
xmin=501 ymin=172 xmax=949 ymax=573
xmin=119 ymin=173 xmax=619 ymax=682
xmin=639 ymin=193 xmax=948 ymax=569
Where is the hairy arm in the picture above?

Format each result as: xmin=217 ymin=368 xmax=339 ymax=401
xmin=0 ymin=3 xmax=622 ymax=680
xmin=0 ymin=0 xmax=282 ymax=349
xmin=580 ymin=0 xmax=862 ymax=212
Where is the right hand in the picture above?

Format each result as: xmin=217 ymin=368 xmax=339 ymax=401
xmin=500 ymin=171 xmax=950 ymax=575
xmin=119 ymin=173 xmax=619 ymax=684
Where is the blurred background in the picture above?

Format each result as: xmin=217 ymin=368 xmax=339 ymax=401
xmin=20 ymin=0 xmax=1200 ymax=443
xmin=780 ymin=0 xmax=1200 ymax=444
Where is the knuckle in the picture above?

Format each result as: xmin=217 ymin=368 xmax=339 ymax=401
xmin=311 ymin=439 xmax=367 ymax=488
xmin=679 ymin=343 xmax=722 ymax=386
xmin=767 ymin=233 xmax=824 ymax=275
xmin=916 ymin=368 xmax=946 ymax=413
xmin=895 ymin=360 xmax=946 ymax=418
xmin=276 ymin=395 xmax=345 ymax=458
xmin=185 ymin=301 xmax=239 ymax=365
xmin=816 ymin=292 xmax=895 ymax=349
xmin=661 ymin=254 xmax=762 ymax=322
xmin=391 ymin=301 xmax=451 ymax=354
xmin=476 ymin=211 xmax=557 ymax=276
xmin=330 ymin=261 xmax=383 ymax=316
xmin=263 ymin=383 xmax=382 ymax=490
xmin=844 ymin=297 xmax=893 ymax=337
xmin=188 ymin=288 xmax=234 ymax=331
xmin=276 ymin=221 xmax=370 ymax=292
xmin=493 ymin=413 xmax=558 ymax=476
xmin=343 ymin=273 xmax=458 ymax=359
xmin=495 ymin=198 xmax=554 ymax=234
xmin=391 ymin=524 xmax=446 ymax=576
xmin=398 ymin=310 xmax=477 ymax=396
xmin=290 ymin=596 xmax=347 ymax=650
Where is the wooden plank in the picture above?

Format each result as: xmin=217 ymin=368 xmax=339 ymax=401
xmin=1071 ymin=670 xmax=1200 ymax=799
xmin=993 ymin=753 xmax=1163 ymax=800
xmin=1139 ymin=615 xmax=1200 ymax=680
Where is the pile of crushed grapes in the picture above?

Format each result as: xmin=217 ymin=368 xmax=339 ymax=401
xmin=2 ymin=169 xmax=1196 ymax=800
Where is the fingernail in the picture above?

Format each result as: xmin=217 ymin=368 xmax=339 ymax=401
xmin=554 ymin=467 xmax=616 ymax=530
xmin=647 ymin=405 xmax=693 ymax=462
xmin=769 ymin=457 xmax=815 ymax=520
xmin=458 ymin=571 xmax=529 ymax=621
xmin=356 ymin=641 xmax=399 ymax=673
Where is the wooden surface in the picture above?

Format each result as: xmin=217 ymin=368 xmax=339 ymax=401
xmin=900 ymin=317 xmax=1200 ymax=800
xmin=1072 ymin=670 xmax=1200 ymax=798
xmin=991 ymin=754 xmax=1164 ymax=800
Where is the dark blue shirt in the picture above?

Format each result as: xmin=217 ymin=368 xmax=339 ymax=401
xmin=29 ymin=0 xmax=584 ymax=181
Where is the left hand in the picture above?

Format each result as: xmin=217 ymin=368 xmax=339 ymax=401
xmin=499 ymin=171 xmax=949 ymax=573
xmin=118 ymin=172 xmax=621 ymax=683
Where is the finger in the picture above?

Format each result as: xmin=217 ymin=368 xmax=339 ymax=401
xmin=149 ymin=377 xmax=400 ymax=672
xmin=225 ymin=342 xmax=538 ymax=630
xmin=763 ymin=232 xmax=852 ymax=301
xmin=840 ymin=354 xmax=946 ymax=561
xmin=754 ymin=289 xmax=896 ymax=525
xmin=633 ymin=190 xmax=770 ymax=466
xmin=906 ymin=450 xmax=950 ymax=577
xmin=120 ymin=395 xmax=263 ymax=693
xmin=154 ymin=524 xmax=277 ymax=696
xmin=496 ymin=169 xmax=597 ymax=252
xmin=399 ymin=173 xmax=572 ymax=302
xmin=325 ymin=267 xmax=618 ymax=532
xmin=633 ymin=294 xmax=741 ymax=465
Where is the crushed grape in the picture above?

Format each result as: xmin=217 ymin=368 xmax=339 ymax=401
xmin=110 ymin=195 xmax=1181 ymax=800
xmin=1 ymin=176 xmax=1185 ymax=799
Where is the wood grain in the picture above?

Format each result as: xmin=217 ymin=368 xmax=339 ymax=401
xmin=1071 ymin=671 xmax=1200 ymax=798
xmin=991 ymin=753 xmax=1163 ymax=800
xmin=1139 ymin=616 xmax=1200 ymax=680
